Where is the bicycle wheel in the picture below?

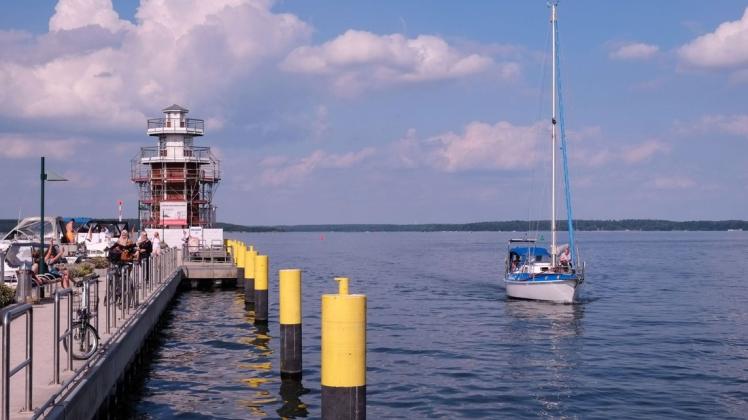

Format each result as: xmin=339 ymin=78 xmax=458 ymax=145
xmin=63 ymin=322 xmax=100 ymax=360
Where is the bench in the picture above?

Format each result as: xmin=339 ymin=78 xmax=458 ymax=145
xmin=33 ymin=272 xmax=64 ymax=299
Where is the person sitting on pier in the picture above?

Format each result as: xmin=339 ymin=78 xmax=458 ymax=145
xmin=33 ymin=247 xmax=70 ymax=288
xmin=45 ymin=238 xmax=63 ymax=266
xmin=44 ymin=239 xmax=71 ymax=288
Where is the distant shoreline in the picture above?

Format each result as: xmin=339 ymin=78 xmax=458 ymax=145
xmin=2 ymin=219 xmax=745 ymax=234
xmin=217 ymin=220 xmax=747 ymax=232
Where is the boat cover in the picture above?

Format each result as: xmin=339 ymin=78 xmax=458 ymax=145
xmin=509 ymin=246 xmax=551 ymax=258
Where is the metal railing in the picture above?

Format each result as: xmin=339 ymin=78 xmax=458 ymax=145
xmin=34 ymin=248 xmax=182 ymax=417
xmin=53 ymin=289 xmax=73 ymax=385
xmin=182 ymin=242 xmax=231 ymax=264
xmin=1 ymin=303 xmax=33 ymax=419
xmin=147 ymin=118 xmax=204 ymax=132
xmin=82 ymin=276 xmax=100 ymax=338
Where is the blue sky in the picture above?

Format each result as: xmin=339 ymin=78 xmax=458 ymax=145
xmin=0 ymin=0 xmax=746 ymax=224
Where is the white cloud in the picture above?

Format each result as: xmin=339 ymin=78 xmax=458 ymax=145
xmin=395 ymin=121 xmax=547 ymax=172
xmin=678 ymin=114 xmax=748 ymax=137
xmin=0 ymin=0 xmax=311 ymax=127
xmin=260 ymin=148 xmax=376 ymax=186
xmin=282 ymin=30 xmax=496 ymax=96
xmin=50 ymin=0 xmax=133 ymax=32
xmin=652 ymin=176 xmax=696 ymax=190
xmin=622 ymin=140 xmax=670 ymax=163
xmin=571 ymin=137 xmax=669 ymax=167
xmin=678 ymin=7 xmax=748 ymax=68
xmin=609 ymin=42 xmax=659 ymax=60
xmin=0 ymin=134 xmax=89 ymax=159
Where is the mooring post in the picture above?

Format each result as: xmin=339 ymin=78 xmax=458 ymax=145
xmin=244 ymin=247 xmax=257 ymax=307
xmin=254 ymin=255 xmax=269 ymax=324
xmin=321 ymin=277 xmax=366 ymax=420
xmin=235 ymin=242 xmax=246 ymax=286
xmin=279 ymin=269 xmax=302 ymax=379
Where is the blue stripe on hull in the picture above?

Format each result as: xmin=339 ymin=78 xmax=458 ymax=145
xmin=506 ymin=272 xmax=580 ymax=283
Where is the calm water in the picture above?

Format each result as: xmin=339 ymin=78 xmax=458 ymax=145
xmin=131 ymin=231 xmax=748 ymax=419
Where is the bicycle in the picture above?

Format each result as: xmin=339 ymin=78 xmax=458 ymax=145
xmin=64 ymin=277 xmax=100 ymax=359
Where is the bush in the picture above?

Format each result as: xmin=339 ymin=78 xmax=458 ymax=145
xmin=0 ymin=284 xmax=15 ymax=308
xmin=89 ymin=257 xmax=109 ymax=269
xmin=66 ymin=262 xmax=95 ymax=279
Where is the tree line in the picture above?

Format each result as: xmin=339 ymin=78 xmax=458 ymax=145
xmin=2 ymin=219 xmax=745 ymax=234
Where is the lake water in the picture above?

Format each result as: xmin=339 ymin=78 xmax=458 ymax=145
xmin=129 ymin=231 xmax=748 ymax=419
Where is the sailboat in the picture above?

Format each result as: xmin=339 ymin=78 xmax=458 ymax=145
xmin=503 ymin=1 xmax=585 ymax=304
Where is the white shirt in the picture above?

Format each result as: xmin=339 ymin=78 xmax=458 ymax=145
xmin=152 ymin=237 xmax=161 ymax=254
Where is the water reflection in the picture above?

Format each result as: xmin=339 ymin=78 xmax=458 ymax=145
xmin=504 ymin=300 xmax=585 ymax=418
xmin=504 ymin=300 xmax=585 ymax=337
xmin=277 ymin=379 xmax=310 ymax=418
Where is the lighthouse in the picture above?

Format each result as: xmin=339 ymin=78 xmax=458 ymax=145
xmin=131 ymin=104 xmax=221 ymax=230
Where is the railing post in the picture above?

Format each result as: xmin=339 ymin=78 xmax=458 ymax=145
xmin=134 ymin=262 xmax=140 ymax=307
xmin=93 ymin=276 xmax=99 ymax=334
xmin=105 ymin=270 xmax=111 ymax=334
xmin=0 ymin=251 xmax=5 ymax=286
xmin=2 ymin=309 xmax=9 ymax=420
xmin=53 ymin=289 xmax=73 ymax=384
xmin=25 ymin=308 xmax=32 ymax=414
xmin=53 ymin=294 xmax=59 ymax=384
xmin=120 ymin=267 xmax=126 ymax=319
xmin=2 ymin=304 xmax=34 ymax=419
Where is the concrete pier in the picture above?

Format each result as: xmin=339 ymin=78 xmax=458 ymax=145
xmin=0 ymin=247 xmax=237 ymax=419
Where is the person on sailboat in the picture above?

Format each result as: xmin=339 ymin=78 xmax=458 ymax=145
xmin=559 ymin=246 xmax=571 ymax=270
xmin=510 ymin=253 xmax=521 ymax=271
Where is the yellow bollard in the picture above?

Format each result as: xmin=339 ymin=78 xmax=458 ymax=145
xmin=279 ymin=269 xmax=302 ymax=379
xmin=244 ymin=248 xmax=258 ymax=306
xmin=254 ymin=255 xmax=269 ymax=323
xmin=237 ymin=243 xmax=246 ymax=268
xmin=321 ymin=277 xmax=366 ymax=419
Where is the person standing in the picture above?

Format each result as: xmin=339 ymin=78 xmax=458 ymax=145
xmin=152 ymin=231 xmax=161 ymax=256
xmin=137 ymin=232 xmax=153 ymax=283
xmin=137 ymin=232 xmax=152 ymax=259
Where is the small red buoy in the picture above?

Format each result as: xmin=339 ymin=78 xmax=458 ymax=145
xmin=320 ymin=234 xmax=325 ymax=240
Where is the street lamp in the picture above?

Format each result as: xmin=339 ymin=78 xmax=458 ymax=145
xmin=39 ymin=156 xmax=67 ymax=274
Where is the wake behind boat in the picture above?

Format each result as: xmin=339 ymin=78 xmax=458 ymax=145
xmin=503 ymin=2 xmax=585 ymax=303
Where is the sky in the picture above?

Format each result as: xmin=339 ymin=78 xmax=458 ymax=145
xmin=0 ymin=0 xmax=746 ymax=224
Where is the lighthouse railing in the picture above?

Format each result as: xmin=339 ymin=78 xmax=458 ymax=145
xmin=147 ymin=118 xmax=204 ymax=133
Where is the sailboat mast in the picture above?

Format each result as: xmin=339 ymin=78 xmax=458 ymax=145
xmin=550 ymin=1 xmax=558 ymax=266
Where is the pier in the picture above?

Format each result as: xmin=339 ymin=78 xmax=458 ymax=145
xmin=0 ymin=245 xmax=244 ymax=419
xmin=0 ymin=104 xmax=369 ymax=419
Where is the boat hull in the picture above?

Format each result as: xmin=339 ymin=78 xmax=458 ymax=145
xmin=504 ymin=277 xmax=580 ymax=304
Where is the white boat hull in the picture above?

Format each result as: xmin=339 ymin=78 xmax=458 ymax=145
xmin=504 ymin=278 xmax=580 ymax=304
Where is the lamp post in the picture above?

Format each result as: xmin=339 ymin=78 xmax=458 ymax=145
xmin=39 ymin=156 xmax=67 ymax=274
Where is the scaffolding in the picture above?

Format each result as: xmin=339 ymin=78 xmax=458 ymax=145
xmin=131 ymin=109 xmax=221 ymax=229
